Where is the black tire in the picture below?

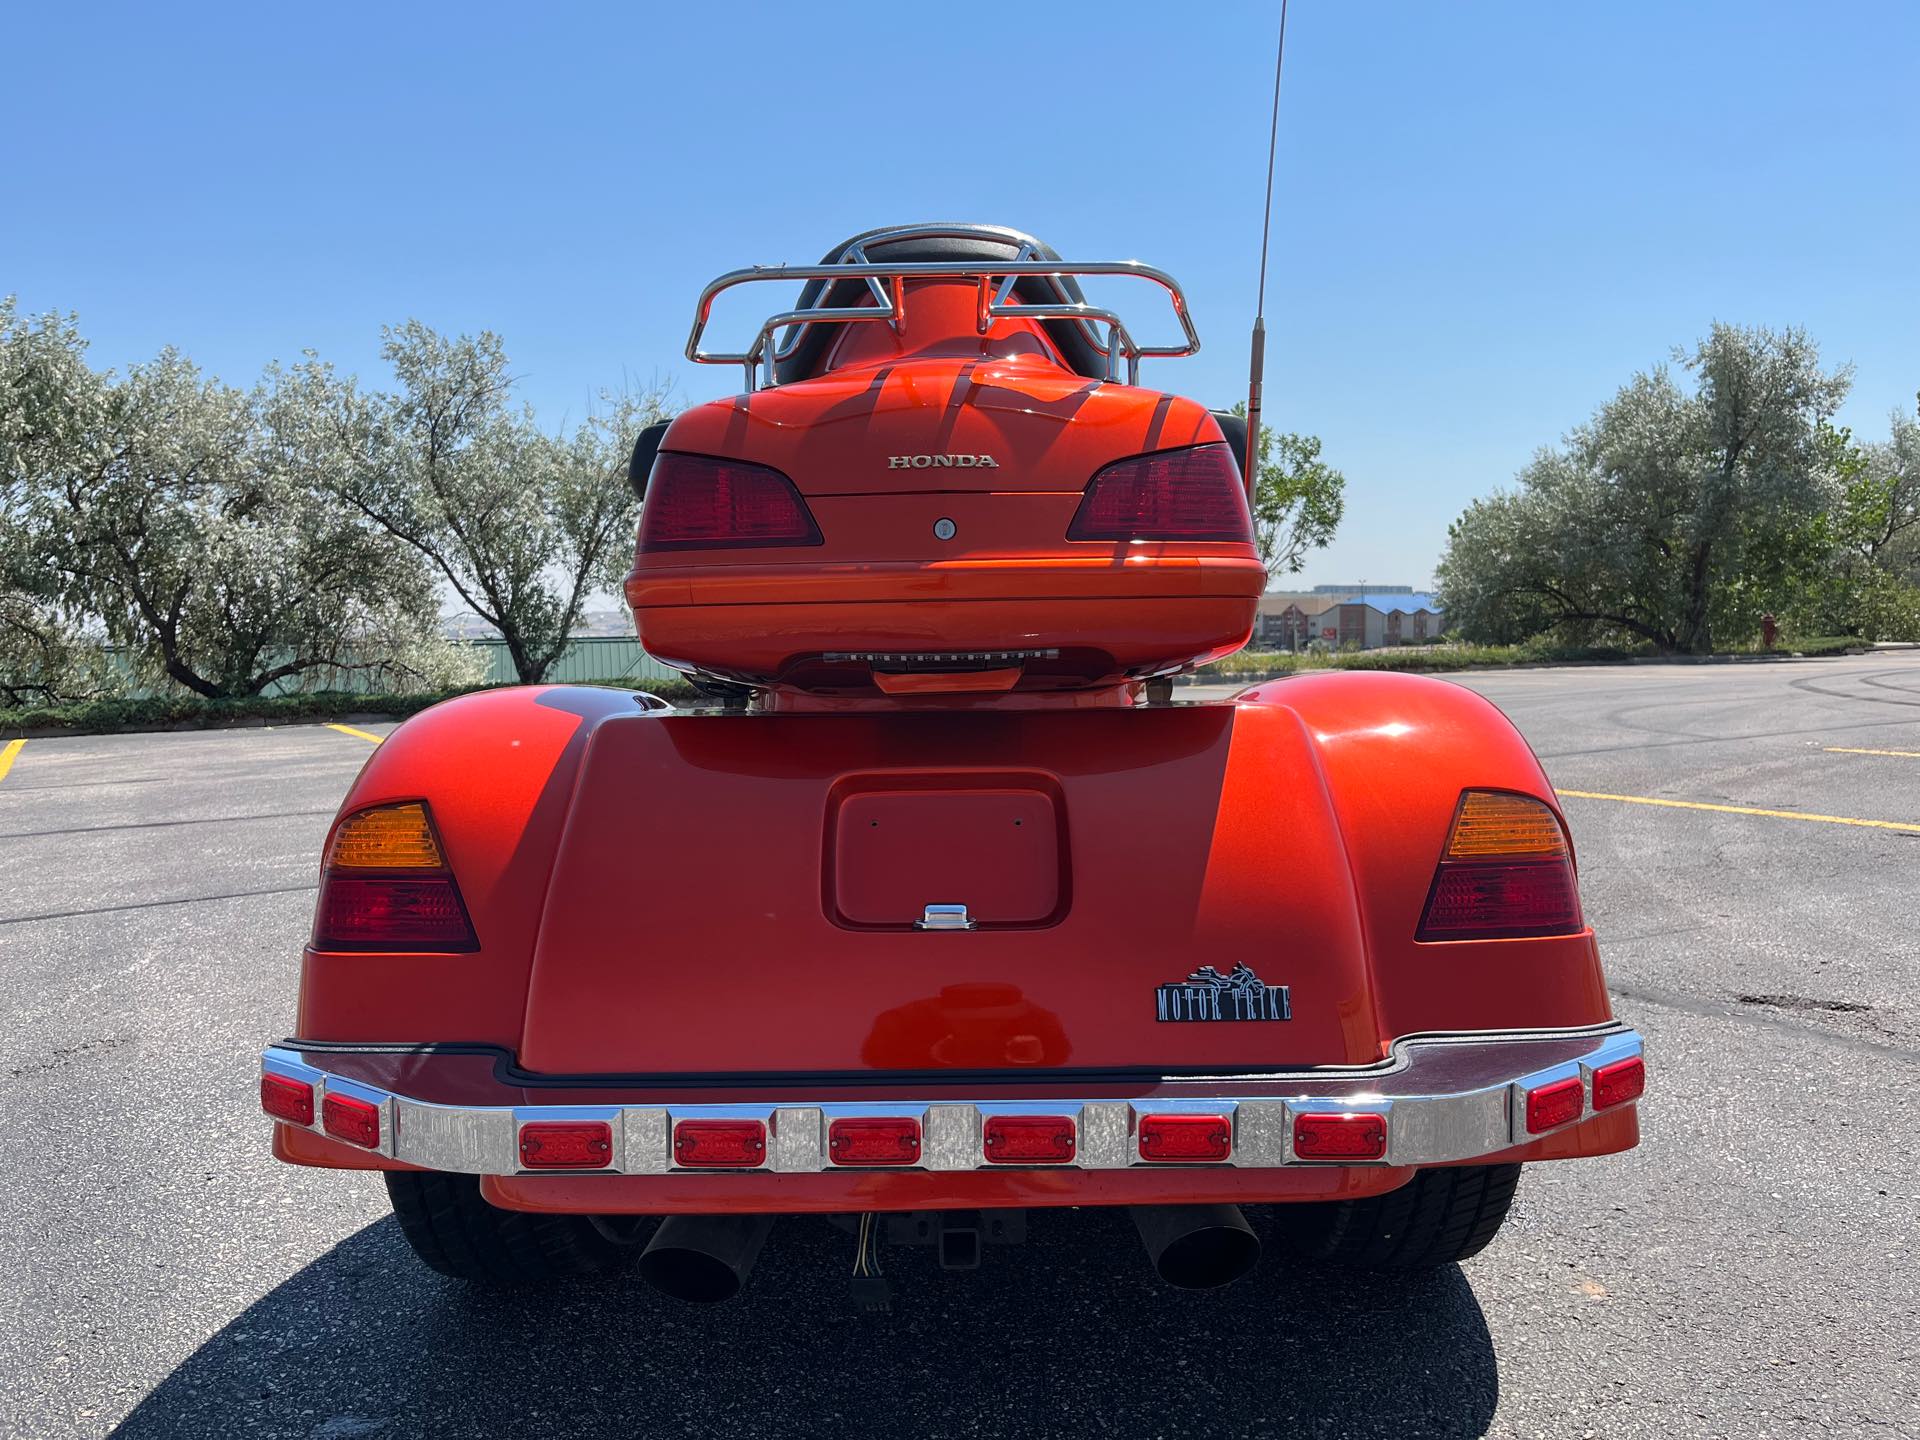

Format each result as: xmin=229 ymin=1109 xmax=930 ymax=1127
xmin=1270 ymin=1164 xmax=1522 ymax=1270
xmin=384 ymin=1170 xmax=638 ymax=1284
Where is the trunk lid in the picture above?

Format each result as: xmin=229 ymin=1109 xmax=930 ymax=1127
xmin=658 ymin=354 xmax=1220 ymax=499
xmin=519 ymin=705 xmax=1382 ymax=1076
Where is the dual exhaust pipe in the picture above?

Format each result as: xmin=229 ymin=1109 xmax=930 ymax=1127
xmin=634 ymin=1203 xmax=1260 ymax=1303
xmin=1127 ymin=1203 xmax=1262 ymax=1290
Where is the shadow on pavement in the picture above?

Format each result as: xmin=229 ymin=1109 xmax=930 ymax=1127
xmin=113 ymin=1206 xmax=1497 ymax=1439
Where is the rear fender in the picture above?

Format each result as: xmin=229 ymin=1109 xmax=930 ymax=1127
xmin=1240 ymin=671 xmax=1612 ymax=1038
xmin=295 ymin=686 xmax=645 ymax=1045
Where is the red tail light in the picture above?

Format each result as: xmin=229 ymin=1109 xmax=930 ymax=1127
xmin=312 ymin=802 xmax=478 ymax=952
xmin=1137 ymin=1113 xmax=1232 ymax=1162
xmin=1525 ymin=1076 xmax=1585 ymax=1133
xmin=639 ymin=453 xmax=823 ymax=551
xmin=519 ymin=1121 xmax=613 ymax=1170
xmin=1417 ymin=790 xmax=1583 ymax=941
xmin=260 ymin=1073 xmax=315 ymax=1126
xmin=828 ymin=1117 xmax=922 ymax=1166
xmin=983 ymin=1115 xmax=1076 ymax=1164
xmin=1293 ymin=1112 xmax=1388 ymax=1160
xmin=673 ymin=1119 xmax=766 ymax=1168
xmin=1067 ymin=443 xmax=1253 ymax=543
xmin=322 ymin=1092 xmax=381 ymax=1148
xmin=1592 ymin=1056 xmax=1645 ymax=1110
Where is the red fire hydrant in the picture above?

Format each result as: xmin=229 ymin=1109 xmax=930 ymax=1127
xmin=1761 ymin=613 xmax=1778 ymax=651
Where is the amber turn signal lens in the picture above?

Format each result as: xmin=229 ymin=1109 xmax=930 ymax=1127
xmin=326 ymin=802 xmax=444 ymax=869
xmin=1443 ymin=791 xmax=1569 ymax=860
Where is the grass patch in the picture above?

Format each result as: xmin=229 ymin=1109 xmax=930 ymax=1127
xmin=0 ymin=674 xmax=700 ymax=738
xmin=1195 ymin=634 xmax=1867 ymax=679
xmin=1768 ymin=635 xmax=1866 ymax=657
xmin=1196 ymin=641 xmax=1636 ymax=677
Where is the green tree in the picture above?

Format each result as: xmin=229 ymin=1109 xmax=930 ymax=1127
xmin=1856 ymin=397 xmax=1920 ymax=580
xmin=1769 ymin=409 xmax=1920 ymax=639
xmin=1437 ymin=324 xmax=1851 ymax=652
xmin=332 ymin=322 xmax=671 ymax=684
xmin=1226 ymin=402 xmax=1347 ymax=580
xmin=0 ymin=300 xmax=466 ymax=698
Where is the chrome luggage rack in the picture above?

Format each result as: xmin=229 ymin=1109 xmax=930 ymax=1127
xmin=685 ymin=231 xmax=1201 ymax=393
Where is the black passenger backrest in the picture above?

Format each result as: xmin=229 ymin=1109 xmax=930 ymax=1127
xmin=628 ymin=419 xmax=671 ymax=501
xmin=1211 ymin=411 xmax=1249 ymax=481
xmin=776 ymin=224 xmax=1108 ymax=385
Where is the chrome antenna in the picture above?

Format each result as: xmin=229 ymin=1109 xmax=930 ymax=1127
xmin=1246 ymin=0 xmax=1290 ymax=497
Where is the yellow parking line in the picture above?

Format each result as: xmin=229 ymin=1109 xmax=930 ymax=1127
xmin=325 ymin=724 xmax=385 ymax=744
xmin=1555 ymin=788 xmax=1920 ymax=834
xmin=1824 ymin=746 xmax=1920 ymax=759
xmin=0 ymin=739 xmax=23 ymax=783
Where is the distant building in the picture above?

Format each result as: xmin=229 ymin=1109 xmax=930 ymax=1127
xmin=1310 ymin=583 xmax=1416 ymax=595
xmin=1255 ymin=590 xmax=1443 ymax=650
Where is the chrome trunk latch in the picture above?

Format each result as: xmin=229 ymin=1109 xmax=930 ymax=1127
xmin=916 ymin=904 xmax=975 ymax=931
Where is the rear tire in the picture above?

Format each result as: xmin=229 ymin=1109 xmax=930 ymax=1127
xmin=1270 ymin=1164 xmax=1522 ymax=1270
xmin=384 ymin=1170 xmax=638 ymax=1283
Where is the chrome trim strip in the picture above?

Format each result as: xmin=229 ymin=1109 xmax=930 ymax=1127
xmin=261 ymin=1027 xmax=1642 ymax=1177
xmin=623 ymin=1106 xmax=670 ymax=1175
xmin=773 ymin=1107 xmax=823 ymax=1173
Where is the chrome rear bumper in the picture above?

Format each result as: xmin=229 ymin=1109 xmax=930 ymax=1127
xmin=261 ymin=1023 xmax=1642 ymax=1176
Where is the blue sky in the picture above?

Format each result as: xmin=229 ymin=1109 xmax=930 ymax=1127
xmin=5 ymin=1 xmax=1915 ymax=591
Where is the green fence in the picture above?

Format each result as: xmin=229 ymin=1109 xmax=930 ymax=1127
xmin=107 ymin=636 xmax=680 ymax=697
xmin=470 ymin=637 xmax=678 ymax=686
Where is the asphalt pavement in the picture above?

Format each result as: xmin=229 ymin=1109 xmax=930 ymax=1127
xmin=1 ymin=656 xmax=1916 ymax=1439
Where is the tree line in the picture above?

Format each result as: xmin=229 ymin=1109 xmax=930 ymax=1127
xmin=0 ymin=299 xmax=671 ymax=705
xmin=1437 ymin=323 xmax=1919 ymax=653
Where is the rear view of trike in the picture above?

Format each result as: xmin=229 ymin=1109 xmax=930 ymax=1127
xmin=260 ymin=224 xmax=1643 ymax=1303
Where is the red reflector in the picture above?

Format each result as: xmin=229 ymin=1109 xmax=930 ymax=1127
xmin=259 ymin=1073 xmax=315 ymax=1126
xmin=639 ymin=453 xmax=823 ymax=551
xmin=1592 ymin=1056 xmax=1645 ymax=1110
xmin=313 ymin=875 xmax=478 ymax=952
xmin=1067 ymin=443 xmax=1253 ymax=543
xmin=519 ymin=1121 xmax=613 ymax=1170
xmin=673 ymin=1119 xmax=766 ymax=1168
xmin=322 ymin=1092 xmax=381 ymax=1148
xmin=983 ymin=1115 xmax=1076 ymax=1164
xmin=1526 ymin=1076 xmax=1585 ymax=1133
xmin=1137 ymin=1113 xmax=1232 ymax=1162
xmin=828 ymin=1117 xmax=921 ymax=1166
xmin=1293 ymin=1112 xmax=1388 ymax=1160
xmin=1416 ymin=859 xmax=1582 ymax=941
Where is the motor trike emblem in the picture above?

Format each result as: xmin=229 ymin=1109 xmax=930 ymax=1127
xmin=1155 ymin=963 xmax=1291 ymax=1022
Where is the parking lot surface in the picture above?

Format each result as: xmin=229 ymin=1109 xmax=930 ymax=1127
xmin=2 ymin=656 xmax=1916 ymax=1439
